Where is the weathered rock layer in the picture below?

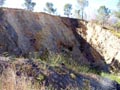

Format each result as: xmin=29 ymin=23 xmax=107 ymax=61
xmin=78 ymin=22 xmax=120 ymax=72
xmin=0 ymin=8 xmax=106 ymax=70
xmin=0 ymin=8 xmax=120 ymax=72
xmin=0 ymin=8 xmax=120 ymax=90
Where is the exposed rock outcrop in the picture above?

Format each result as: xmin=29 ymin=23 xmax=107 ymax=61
xmin=77 ymin=22 xmax=120 ymax=73
xmin=0 ymin=8 xmax=120 ymax=89
xmin=0 ymin=8 xmax=106 ymax=71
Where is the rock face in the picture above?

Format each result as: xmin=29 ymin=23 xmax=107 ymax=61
xmin=87 ymin=23 xmax=120 ymax=64
xmin=0 ymin=8 xmax=106 ymax=70
xmin=0 ymin=8 xmax=120 ymax=71
xmin=77 ymin=22 xmax=120 ymax=72
xmin=0 ymin=8 xmax=120 ymax=90
xmin=0 ymin=8 xmax=77 ymax=55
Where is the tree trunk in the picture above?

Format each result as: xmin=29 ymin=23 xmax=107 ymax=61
xmin=81 ymin=9 xmax=84 ymax=20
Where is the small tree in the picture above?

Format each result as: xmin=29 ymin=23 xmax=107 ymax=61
xmin=117 ymin=0 xmax=120 ymax=10
xmin=114 ymin=0 xmax=120 ymax=31
xmin=115 ymin=12 xmax=120 ymax=18
xmin=74 ymin=10 xmax=81 ymax=19
xmin=0 ymin=0 xmax=5 ymax=6
xmin=44 ymin=2 xmax=56 ymax=14
xmin=115 ymin=0 xmax=120 ymax=18
xmin=77 ymin=0 xmax=88 ymax=20
xmin=114 ymin=22 xmax=120 ymax=31
xmin=64 ymin=4 xmax=72 ymax=17
xmin=24 ymin=0 xmax=36 ymax=11
xmin=97 ymin=6 xmax=111 ymax=26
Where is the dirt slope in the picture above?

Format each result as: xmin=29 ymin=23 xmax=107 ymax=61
xmin=0 ymin=8 xmax=120 ymax=90
xmin=0 ymin=8 xmax=106 ymax=70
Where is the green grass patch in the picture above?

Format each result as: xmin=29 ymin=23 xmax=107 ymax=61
xmin=36 ymin=52 xmax=100 ymax=75
xmin=110 ymin=30 xmax=120 ymax=38
xmin=101 ymin=72 xmax=120 ymax=84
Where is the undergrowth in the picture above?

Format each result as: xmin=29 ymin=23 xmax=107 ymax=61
xmin=35 ymin=51 xmax=100 ymax=75
xmin=101 ymin=72 xmax=120 ymax=84
xmin=35 ymin=51 xmax=120 ymax=84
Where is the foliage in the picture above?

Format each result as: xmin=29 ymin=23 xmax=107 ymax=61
xmin=39 ymin=52 xmax=62 ymax=67
xmin=101 ymin=72 xmax=120 ymax=84
xmin=74 ymin=10 xmax=81 ymax=19
xmin=115 ymin=11 xmax=120 ymax=18
xmin=114 ymin=0 xmax=120 ymax=18
xmin=77 ymin=0 xmax=89 ymax=19
xmin=77 ymin=0 xmax=88 ymax=9
xmin=64 ymin=4 xmax=72 ymax=17
xmin=115 ymin=0 xmax=120 ymax=18
xmin=33 ymin=52 xmax=96 ymax=89
xmin=36 ymin=74 xmax=45 ymax=82
xmin=48 ymin=53 xmax=62 ymax=67
xmin=24 ymin=0 xmax=36 ymax=11
xmin=44 ymin=2 xmax=57 ymax=14
xmin=109 ymin=29 xmax=120 ymax=38
xmin=97 ymin=5 xmax=111 ymax=25
xmin=0 ymin=0 xmax=5 ymax=6
xmin=37 ymin=51 xmax=99 ymax=75
xmin=112 ymin=0 xmax=120 ymax=31
xmin=82 ymin=79 xmax=91 ymax=90
xmin=113 ymin=21 xmax=120 ymax=31
xmin=117 ymin=0 xmax=120 ymax=10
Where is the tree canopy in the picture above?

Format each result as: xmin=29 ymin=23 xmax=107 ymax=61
xmin=97 ymin=5 xmax=111 ymax=25
xmin=77 ymin=0 xmax=88 ymax=19
xmin=114 ymin=0 xmax=120 ymax=31
xmin=24 ymin=0 xmax=36 ymax=11
xmin=0 ymin=0 xmax=5 ymax=6
xmin=44 ymin=2 xmax=57 ymax=14
xmin=115 ymin=0 xmax=120 ymax=18
xmin=64 ymin=4 xmax=72 ymax=17
xmin=117 ymin=0 xmax=120 ymax=10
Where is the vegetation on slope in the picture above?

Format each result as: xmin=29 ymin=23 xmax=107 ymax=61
xmin=5 ymin=50 xmax=120 ymax=84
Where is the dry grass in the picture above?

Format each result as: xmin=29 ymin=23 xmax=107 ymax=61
xmin=0 ymin=52 xmax=119 ymax=89
xmin=110 ymin=30 xmax=120 ymax=38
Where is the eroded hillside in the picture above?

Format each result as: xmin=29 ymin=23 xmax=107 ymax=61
xmin=0 ymin=8 xmax=120 ymax=90
xmin=0 ymin=8 xmax=106 ymax=69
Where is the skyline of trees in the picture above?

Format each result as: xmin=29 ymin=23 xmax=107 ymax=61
xmin=117 ymin=0 xmax=120 ymax=11
xmin=0 ymin=0 xmax=119 ymax=31
xmin=64 ymin=4 xmax=72 ymax=17
xmin=97 ymin=5 xmax=111 ymax=25
xmin=24 ymin=0 xmax=36 ymax=11
xmin=113 ymin=0 xmax=120 ymax=31
xmin=115 ymin=0 xmax=120 ymax=18
xmin=0 ymin=0 xmax=120 ymax=24
xmin=0 ymin=0 xmax=5 ymax=6
xmin=77 ymin=0 xmax=89 ymax=20
xmin=44 ymin=2 xmax=57 ymax=14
